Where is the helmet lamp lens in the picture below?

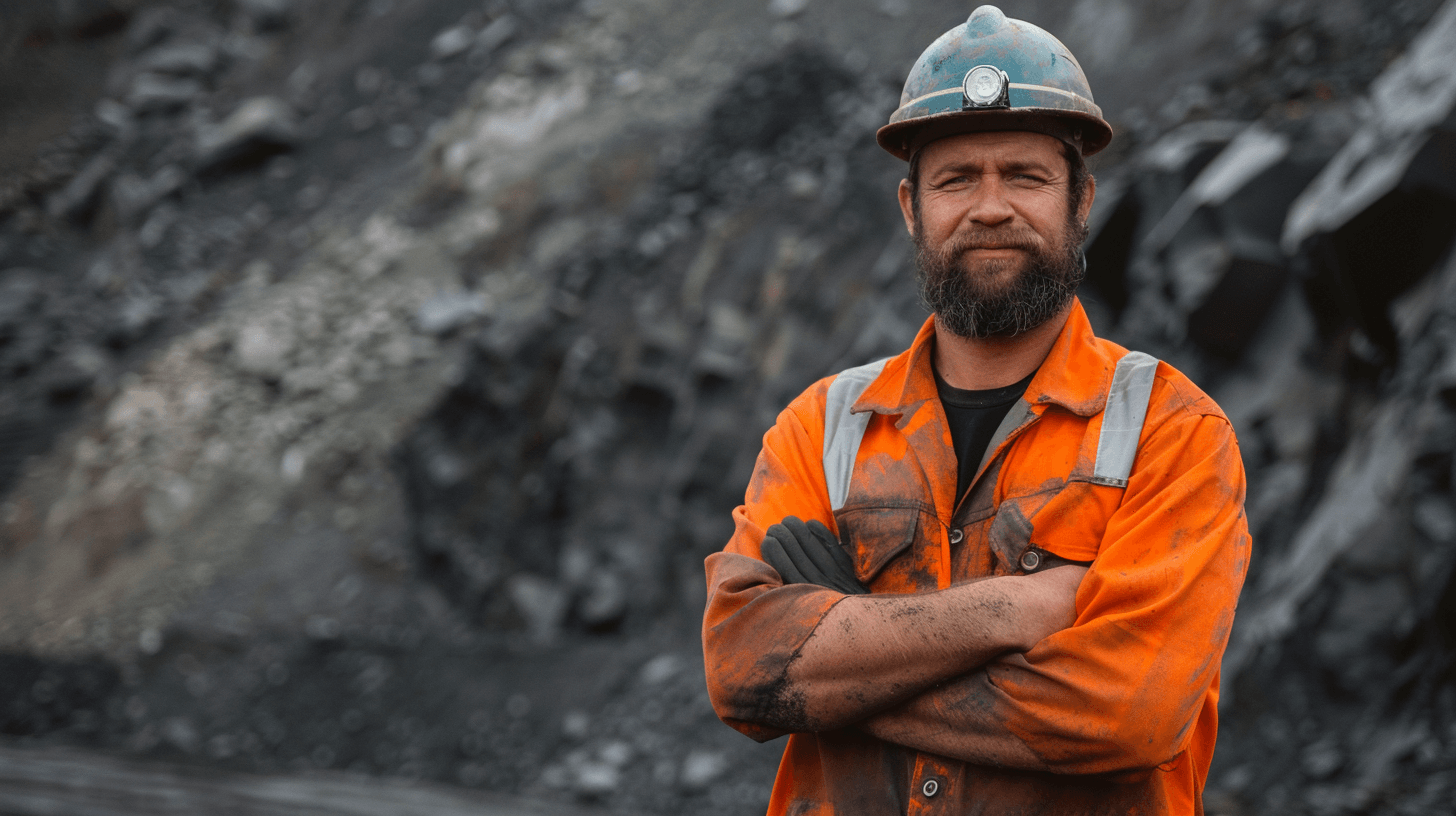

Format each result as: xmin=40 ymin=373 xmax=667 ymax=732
xmin=963 ymin=65 xmax=1007 ymax=108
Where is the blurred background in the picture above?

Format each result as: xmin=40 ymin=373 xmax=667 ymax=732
xmin=1 ymin=0 xmax=1454 ymax=814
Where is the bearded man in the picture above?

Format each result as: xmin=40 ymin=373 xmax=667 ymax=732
xmin=701 ymin=6 xmax=1251 ymax=815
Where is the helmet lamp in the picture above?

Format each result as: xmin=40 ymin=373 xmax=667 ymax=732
xmin=962 ymin=65 xmax=1010 ymax=109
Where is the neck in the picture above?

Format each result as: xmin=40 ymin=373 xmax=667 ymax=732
xmin=932 ymin=302 xmax=1073 ymax=390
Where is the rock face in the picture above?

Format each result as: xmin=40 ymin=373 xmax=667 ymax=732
xmin=0 ymin=0 xmax=1454 ymax=814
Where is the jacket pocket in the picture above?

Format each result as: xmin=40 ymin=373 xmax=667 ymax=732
xmin=1026 ymin=481 xmax=1124 ymax=563
xmin=833 ymin=506 xmax=920 ymax=585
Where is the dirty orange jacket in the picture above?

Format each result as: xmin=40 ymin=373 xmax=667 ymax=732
xmin=703 ymin=301 xmax=1250 ymax=815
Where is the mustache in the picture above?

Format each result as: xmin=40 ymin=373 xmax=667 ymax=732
xmin=942 ymin=227 xmax=1041 ymax=254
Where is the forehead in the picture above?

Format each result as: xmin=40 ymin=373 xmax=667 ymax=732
xmin=916 ymin=131 xmax=1067 ymax=173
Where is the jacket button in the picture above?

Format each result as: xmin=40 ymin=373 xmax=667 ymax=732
xmin=1019 ymin=550 xmax=1042 ymax=571
xmin=921 ymin=778 xmax=940 ymax=798
xmin=948 ymin=528 xmax=964 ymax=544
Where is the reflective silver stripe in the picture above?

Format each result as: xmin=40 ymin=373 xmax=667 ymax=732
xmin=823 ymin=359 xmax=889 ymax=512
xmin=1091 ymin=351 xmax=1160 ymax=487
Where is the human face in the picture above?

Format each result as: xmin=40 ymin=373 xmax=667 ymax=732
xmin=898 ymin=131 xmax=1095 ymax=339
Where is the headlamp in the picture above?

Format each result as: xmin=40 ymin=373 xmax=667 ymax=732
xmin=962 ymin=65 xmax=1010 ymax=109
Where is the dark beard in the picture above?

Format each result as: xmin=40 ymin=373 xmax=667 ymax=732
xmin=914 ymin=218 xmax=1087 ymax=339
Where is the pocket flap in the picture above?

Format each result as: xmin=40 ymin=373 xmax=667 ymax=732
xmin=834 ymin=506 xmax=920 ymax=585
xmin=988 ymin=501 xmax=1034 ymax=575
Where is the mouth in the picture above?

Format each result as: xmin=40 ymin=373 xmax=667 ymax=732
xmin=962 ymin=245 xmax=1030 ymax=256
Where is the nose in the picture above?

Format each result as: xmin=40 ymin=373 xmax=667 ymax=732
xmin=963 ymin=175 xmax=1015 ymax=227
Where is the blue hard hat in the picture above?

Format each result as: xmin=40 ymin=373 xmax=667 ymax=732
xmin=876 ymin=5 xmax=1113 ymax=161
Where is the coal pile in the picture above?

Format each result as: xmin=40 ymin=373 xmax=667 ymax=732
xmin=0 ymin=0 xmax=1454 ymax=814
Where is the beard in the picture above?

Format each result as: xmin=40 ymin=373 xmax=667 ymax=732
xmin=914 ymin=216 xmax=1087 ymax=340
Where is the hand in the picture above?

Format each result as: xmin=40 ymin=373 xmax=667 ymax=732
xmin=1009 ymin=565 xmax=1088 ymax=650
xmin=761 ymin=516 xmax=869 ymax=595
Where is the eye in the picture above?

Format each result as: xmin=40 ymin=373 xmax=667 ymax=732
xmin=930 ymin=174 xmax=971 ymax=191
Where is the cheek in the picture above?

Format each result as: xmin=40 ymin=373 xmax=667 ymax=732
xmin=1017 ymin=194 xmax=1074 ymax=236
xmin=918 ymin=198 xmax=968 ymax=240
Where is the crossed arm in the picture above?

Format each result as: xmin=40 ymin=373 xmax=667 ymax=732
xmin=776 ymin=537 xmax=1085 ymax=730
xmin=703 ymin=399 xmax=1249 ymax=775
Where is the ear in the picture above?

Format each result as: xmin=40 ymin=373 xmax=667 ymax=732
xmin=1077 ymin=174 xmax=1097 ymax=227
xmin=897 ymin=178 xmax=916 ymax=237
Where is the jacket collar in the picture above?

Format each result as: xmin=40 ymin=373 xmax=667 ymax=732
xmin=853 ymin=298 xmax=1120 ymax=419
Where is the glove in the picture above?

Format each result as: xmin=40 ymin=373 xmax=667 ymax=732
xmin=760 ymin=516 xmax=869 ymax=595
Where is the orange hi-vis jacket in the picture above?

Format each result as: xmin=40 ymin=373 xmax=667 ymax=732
xmin=703 ymin=301 xmax=1251 ymax=815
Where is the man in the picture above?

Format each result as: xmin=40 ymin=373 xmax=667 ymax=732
xmin=702 ymin=6 xmax=1250 ymax=815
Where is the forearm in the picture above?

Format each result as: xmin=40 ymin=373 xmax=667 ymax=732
xmin=785 ymin=576 xmax=1035 ymax=730
xmin=859 ymin=670 xmax=1048 ymax=770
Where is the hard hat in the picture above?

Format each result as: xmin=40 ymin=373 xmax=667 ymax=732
xmin=876 ymin=5 xmax=1113 ymax=161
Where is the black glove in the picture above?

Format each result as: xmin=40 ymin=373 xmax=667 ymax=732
xmin=760 ymin=516 xmax=868 ymax=595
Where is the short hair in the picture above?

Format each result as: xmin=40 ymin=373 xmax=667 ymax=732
xmin=907 ymin=139 xmax=1090 ymax=223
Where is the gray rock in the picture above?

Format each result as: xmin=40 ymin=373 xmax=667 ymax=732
xmin=193 ymin=95 xmax=298 ymax=170
xmin=679 ymin=750 xmax=729 ymax=792
xmin=137 ymin=42 xmax=219 ymax=76
xmin=125 ymin=6 xmax=181 ymax=52
xmin=1141 ymin=119 xmax=1246 ymax=175
xmin=475 ymin=15 xmax=517 ymax=55
xmin=94 ymin=98 xmax=135 ymax=136
xmin=1283 ymin=1 xmax=1456 ymax=252
xmin=1141 ymin=124 xmax=1291 ymax=254
xmin=162 ymin=717 xmax=199 ymax=754
xmin=0 ymin=269 xmax=44 ymax=323
xmin=111 ymin=164 xmax=187 ymax=224
xmin=137 ymin=204 xmax=179 ymax=249
xmin=637 ymin=653 xmax=681 ymax=686
xmin=46 ymin=153 xmax=116 ymax=221
xmin=233 ymin=318 xmax=296 ymax=378
xmin=572 ymin=760 xmax=620 ymax=796
xmin=507 ymin=574 xmax=567 ymax=643
xmin=561 ymin=710 xmax=590 ymax=740
xmin=195 ymin=97 xmax=299 ymax=171
xmin=237 ymin=0 xmax=292 ymax=30
xmin=1301 ymin=740 xmax=1344 ymax=780
xmin=42 ymin=346 xmax=107 ymax=399
xmin=1180 ymin=231 xmax=1289 ymax=360
xmin=1411 ymin=496 xmax=1456 ymax=543
xmin=576 ymin=569 xmax=627 ymax=628
xmin=1223 ymin=398 xmax=1418 ymax=687
xmin=430 ymin=26 xmax=475 ymax=60
xmin=112 ymin=294 xmax=165 ymax=346
xmin=416 ymin=290 xmax=490 ymax=336
xmin=768 ymin=0 xmax=811 ymax=18
xmin=127 ymin=72 xmax=203 ymax=111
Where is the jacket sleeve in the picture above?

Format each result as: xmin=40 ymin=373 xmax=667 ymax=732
xmin=701 ymin=381 xmax=848 ymax=741
xmin=861 ymin=407 xmax=1251 ymax=775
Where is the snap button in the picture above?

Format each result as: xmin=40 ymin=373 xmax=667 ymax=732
xmin=1019 ymin=549 xmax=1042 ymax=571
xmin=922 ymin=778 xmax=940 ymax=798
xmin=948 ymin=528 xmax=964 ymax=544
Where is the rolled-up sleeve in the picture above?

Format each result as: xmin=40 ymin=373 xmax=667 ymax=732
xmin=702 ymin=383 xmax=848 ymax=740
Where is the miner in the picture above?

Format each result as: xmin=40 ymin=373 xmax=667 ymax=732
xmin=701 ymin=6 xmax=1251 ymax=814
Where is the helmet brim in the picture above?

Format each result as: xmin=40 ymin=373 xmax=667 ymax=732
xmin=876 ymin=108 xmax=1114 ymax=162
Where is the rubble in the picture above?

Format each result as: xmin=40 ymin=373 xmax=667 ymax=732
xmin=194 ymin=97 xmax=299 ymax=172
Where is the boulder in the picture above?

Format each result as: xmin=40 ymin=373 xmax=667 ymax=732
xmin=195 ymin=97 xmax=299 ymax=172
xmin=126 ymin=73 xmax=202 ymax=111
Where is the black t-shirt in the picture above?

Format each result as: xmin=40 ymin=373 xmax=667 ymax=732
xmin=934 ymin=367 xmax=1037 ymax=506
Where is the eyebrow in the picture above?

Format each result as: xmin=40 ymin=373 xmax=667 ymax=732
xmin=932 ymin=159 xmax=1059 ymax=177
